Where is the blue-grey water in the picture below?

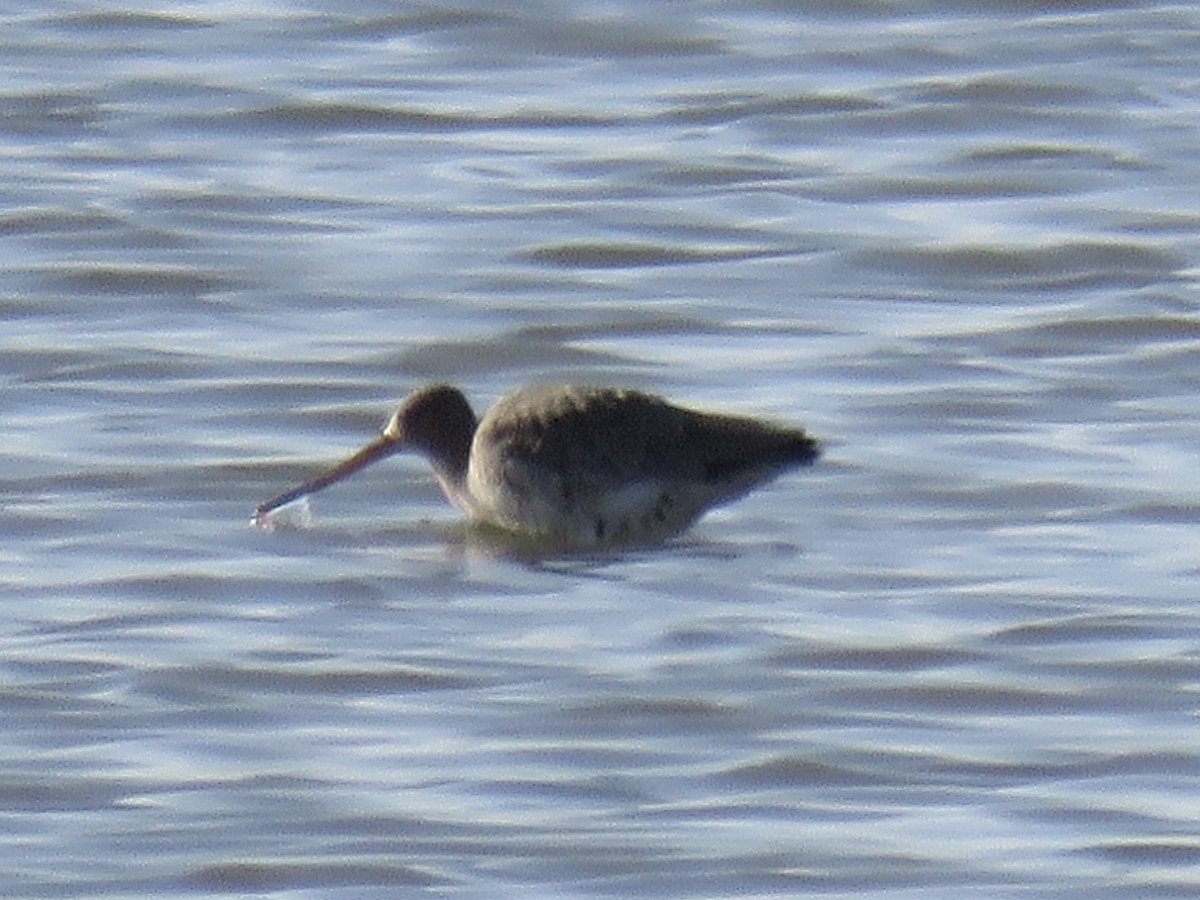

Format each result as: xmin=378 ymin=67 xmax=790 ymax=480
xmin=4 ymin=2 xmax=1200 ymax=898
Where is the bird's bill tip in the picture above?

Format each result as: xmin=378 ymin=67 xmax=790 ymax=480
xmin=252 ymin=502 xmax=281 ymax=526
xmin=252 ymin=488 xmax=310 ymax=526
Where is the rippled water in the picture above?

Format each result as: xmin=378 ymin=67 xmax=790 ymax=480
xmin=4 ymin=2 xmax=1200 ymax=898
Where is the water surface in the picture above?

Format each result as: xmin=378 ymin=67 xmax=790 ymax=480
xmin=3 ymin=2 xmax=1200 ymax=898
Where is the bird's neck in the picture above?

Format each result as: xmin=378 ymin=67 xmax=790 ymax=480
xmin=426 ymin=432 xmax=474 ymax=514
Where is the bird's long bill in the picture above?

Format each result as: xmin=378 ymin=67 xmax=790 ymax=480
xmin=254 ymin=434 xmax=400 ymax=524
